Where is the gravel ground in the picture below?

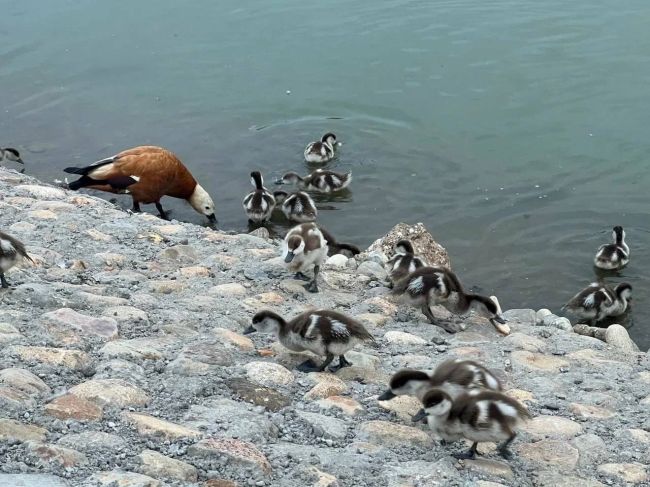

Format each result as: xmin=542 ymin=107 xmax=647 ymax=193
xmin=0 ymin=167 xmax=649 ymax=487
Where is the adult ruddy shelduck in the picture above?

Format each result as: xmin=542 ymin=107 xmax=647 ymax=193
xmin=64 ymin=146 xmax=216 ymax=222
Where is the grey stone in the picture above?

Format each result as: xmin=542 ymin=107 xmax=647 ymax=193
xmin=297 ymin=411 xmax=348 ymax=440
xmin=356 ymin=261 xmax=388 ymax=280
xmin=226 ymin=378 xmax=291 ymax=412
xmin=0 ymin=474 xmax=71 ymax=487
xmin=502 ymin=308 xmax=536 ymax=325
xmin=605 ymin=324 xmax=639 ymax=352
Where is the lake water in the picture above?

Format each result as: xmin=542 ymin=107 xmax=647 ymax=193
xmin=2 ymin=0 xmax=649 ymax=350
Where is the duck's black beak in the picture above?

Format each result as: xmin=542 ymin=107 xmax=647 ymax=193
xmin=411 ymin=408 xmax=427 ymax=423
xmin=243 ymin=326 xmax=256 ymax=335
xmin=284 ymin=251 xmax=295 ymax=263
xmin=377 ymin=390 xmax=396 ymax=401
xmin=207 ymin=213 xmax=217 ymax=223
xmin=492 ymin=315 xmax=507 ymax=324
xmin=274 ymin=178 xmax=285 ymax=185
xmin=16 ymin=158 xmax=24 ymax=164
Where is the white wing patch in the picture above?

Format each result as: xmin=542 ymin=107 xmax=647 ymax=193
xmin=496 ymin=401 xmax=518 ymax=418
xmin=408 ymin=276 xmax=425 ymax=293
xmin=583 ymin=293 xmax=596 ymax=307
xmin=330 ymin=320 xmax=350 ymax=338
xmin=0 ymin=239 xmax=15 ymax=253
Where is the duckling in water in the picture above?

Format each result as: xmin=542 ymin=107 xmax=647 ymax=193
xmin=564 ymin=282 xmax=632 ymax=324
xmin=377 ymin=358 xmax=503 ymax=402
xmin=0 ymin=148 xmax=24 ymax=172
xmin=0 ymin=231 xmax=34 ymax=288
xmin=420 ymin=388 xmax=530 ymax=460
xmin=273 ymin=190 xmax=318 ymax=222
xmin=244 ymin=309 xmax=375 ymax=372
xmin=282 ymin=223 xmax=329 ymax=292
xmin=304 ymin=133 xmax=339 ymax=164
xmin=278 ymin=169 xmax=352 ymax=193
xmin=386 ymin=239 xmax=426 ymax=287
xmin=393 ymin=267 xmax=508 ymax=334
xmin=594 ymin=226 xmax=629 ymax=270
xmin=242 ymin=171 xmax=275 ymax=223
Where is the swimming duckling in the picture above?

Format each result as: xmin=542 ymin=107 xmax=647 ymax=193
xmin=1 ymin=148 xmax=24 ymax=173
xmin=278 ymin=169 xmax=352 ymax=193
xmin=282 ymin=223 xmax=329 ymax=292
xmin=594 ymin=226 xmax=629 ymax=270
xmin=244 ymin=309 xmax=375 ymax=372
xmin=420 ymin=388 xmax=530 ymax=460
xmin=242 ymin=171 xmax=275 ymax=223
xmin=304 ymin=133 xmax=339 ymax=164
xmin=393 ymin=267 xmax=507 ymax=334
xmin=386 ymin=239 xmax=426 ymax=287
xmin=377 ymin=358 xmax=503 ymax=402
xmin=0 ymin=231 xmax=34 ymax=288
xmin=273 ymin=190 xmax=318 ymax=222
xmin=564 ymin=282 xmax=632 ymax=324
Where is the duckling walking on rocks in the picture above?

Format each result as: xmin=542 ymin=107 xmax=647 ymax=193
xmin=278 ymin=169 xmax=352 ymax=193
xmin=244 ymin=309 xmax=375 ymax=373
xmin=594 ymin=226 xmax=629 ymax=270
xmin=0 ymin=231 xmax=34 ymax=288
xmin=64 ymin=146 xmax=217 ymax=222
xmin=242 ymin=171 xmax=275 ymax=223
xmin=273 ymin=190 xmax=318 ymax=222
xmin=564 ymin=282 xmax=632 ymax=324
xmin=304 ymin=133 xmax=339 ymax=164
xmin=420 ymin=388 xmax=530 ymax=460
xmin=393 ymin=267 xmax=507 ymax=334
xmin=386 ymin=239 xmax=425 ymax=287
xmin=1 ymin=148 xmax=24 ymax=172
xmin=282 ymin=223 xmax=329 ymax=292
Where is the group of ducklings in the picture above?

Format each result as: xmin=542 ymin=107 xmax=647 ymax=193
xmin=242 ymin=133 xmax=352 ymax=225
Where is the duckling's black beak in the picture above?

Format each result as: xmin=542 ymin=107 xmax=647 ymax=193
xmin=16 ymin=158 xmax=24 ymax=164
xmin=411 ymin=408 xmax=427 ymax=423
xmin=206 ymin=213 xmax=217 ymax=223
xmin=243 ymin=326 xmax=256 ymax=335
xmin=274 ymin=178 xmax=285 ymax=185
xmin=492 ymin=315 xmax=507 ymax=324
xmin=284 ymin=251 xmax=295 ymax=263
xmin=377 ymin=390 xmax=396 ymax=401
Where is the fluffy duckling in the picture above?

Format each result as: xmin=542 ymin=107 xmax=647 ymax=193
xmin=273 ymin=190 xmax=318 ymax=222
xmin=304 ymin=133 xmax=339 ymax=164
xmin=386 ymin=239 xmax=426 ymax=287
xmin=282 ymin=223 xmax=329 ymax=292
xmin=393 ymin=267 xmax=507 ymax=334
xmin=0 ymin=231 xmax=34 ymax=288
xmin=278 ymin=169 xmax=352 ymax=193
xmin=64 ymin=146 xmax=216 ymax=222
xmin=377 ymin=358 xmax=503 ymax=403
xmin=319 ymin=226 xmax=361 ymax=257
xmin=421 ymin=388 xmax=530 ymax=459
xmin=594 ymin=226 xmax=629 ymax=270
xmin=244 ymin=309 xmax=375 ymax=372
xmin=242 ymin=171 xmax=275 ymax=223
xmin=564 ymin=282 xmax=632 ymax=324
xmin=0 ymin=148 xmax=24 ymax=169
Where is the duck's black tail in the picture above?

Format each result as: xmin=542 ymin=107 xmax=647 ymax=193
xmin=333 ymin=242 xmax=361 ymax=256
xmin=67 ymin=176 xmax=96 ymax=190
xmin=64 ymin=155 xmax=117 ymax=176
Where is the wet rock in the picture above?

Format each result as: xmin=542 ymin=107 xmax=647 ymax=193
xmin=383 ymin=330 xmax=426 ymax=345
xmin=225 ymin=378 xmax=291 ymax=412
xmin=364 ymin=222 xmax=451 ymax=268
xmin=516 ymin=439 xmax=579 ymax=469
xmin=123 ymin=412 xmax=201 ymax=440
xmin=87 ymin=470 xmax=162 ymax=487
xmin=297 ymin=411 xmax=348 ymax=440
xmin=44 ymin=394 xmax=104 ymax=421
xmin=244 ymin=361 xmax=294 ymax=386
xmin=69 ymin=379 xmax=149 ymax=408
xmin=597 ymin=463 xmax=648 ymax=484
xmin=137 ymin=449 xmax=198 ymax=482
xmin=569 ymin=402 xmax=616 ymax=419
xmin=317 ymin=396 xmax=364 ymax=416
xmin=605 ymin=324 xmax=639 ymax=352
xmin=188 ymin=438 xmax=272 ymax=476
xmin=0 ymin=419 xmax=48 ymax=443
xmin=522 ymin=415 xmax=582 ymax=440
xmin=357 ymin=421 xmax=432 ymax=447
xmin=42 ymin=308 xmax=119 ymax=341
xmin=58 ymin=431 xmax=126 ymax=452
xmin=25 ymin=441 xmax=88 ymax=468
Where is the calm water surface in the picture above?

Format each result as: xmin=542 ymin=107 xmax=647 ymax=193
xmin=2 ymin=1 xmax=650 ymax=349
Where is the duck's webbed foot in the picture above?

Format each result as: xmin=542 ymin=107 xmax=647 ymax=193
xmin=453 ymin=442 xmax=478 ymax=460
xmin=329 ymin=354 xmax=352 ymax=372
xmin=497 ymin=434 xmax=515 ymax=460
xmin=155 ymin=202 xmax=171 ymax=220
xmin=0 ymin=273 xmax=9 ymax=289
xmin=296 ymin=359 xmax=321 ymax=373
xmin=304 ymin=265 xmax=320 ymax=293
xmin=294 ymin=272 xmax=311 ymax=281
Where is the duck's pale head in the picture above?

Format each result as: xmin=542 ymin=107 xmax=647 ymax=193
xmin=421 ymin=388 xmax=453 ymax=417
xmin=378 ymin=369 xmax=430 ymax=401
xmin=244 ymin=310 xmax=285 ymax=335
xmin=188 ymin=183 xmax=217 ymax=222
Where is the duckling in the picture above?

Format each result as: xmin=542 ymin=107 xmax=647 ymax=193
xmin=242 ymin=171 xmax=275 ymax=223
xmin=420 ymin=388 xmax=530 ymax=460
xmin=0 ymin=148 xmax=24 ymax=168
xmin=564 ymin=282 xmax=632 ymax=324
xmin=273 ymin=190 xmax=318 ymax=222
xmin=278 ymin=169 xmax=352 ymax=193
xmin=282 ymin=223 xmax=329 ymax=292
xmin=393 ymin=267 xmax=507 ymax=334
xmin=594 ymin=226 xmax=629 ymax=270
xmin=244 ymin=309 xmax=375 ymax=372
xmin=304 ymin=133 xmax=339 ymax=164
xmin=385 ymin=239 xmax=426 ymax=287
xmin=318 ymin=226 xmax=361 ymax=257
xmin=0 ymin=231 xmax=34 ymax=288
xmin=377 ymin=358 xmax=503 ymax=403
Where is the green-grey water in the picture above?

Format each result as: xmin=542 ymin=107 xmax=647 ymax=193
xmin=2 ymin=1 xmax=649 ymax=350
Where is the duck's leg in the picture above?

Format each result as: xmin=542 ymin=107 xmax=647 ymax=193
xmin=132 ymin=200 xmax=142 ymax=213
xmin=294 ymin=272 xmax=311 ymax=281
xmin=329 ymin=354 xmax=352 ymax=372
xmin=155 ymin=202 xmax=170 ymax=220
xmin=0 ymin=273 xmax=8 ymax=289
xmin=453 ymin=442 xmax=478 ymax=460
xmin=305 ymin=265 xmax=320 ymax=293
xmin=497 ymin=434 xmax=515 ymax=459
xmin=296 ymin=359 xmax=321 ymax=373
xmin=317 ymin=353 xmax=335 ymax=372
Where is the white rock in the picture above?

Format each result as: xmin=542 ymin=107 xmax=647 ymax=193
xmin=326 ymin=254 xmax=348 ymax=268
xmin=244 ymin=362 xmax=294 ymax=386
xmin=384 ymin=331 xmax=426 ymax=345
xmin=605 ymin=325 xmax=639 ymax=352
xmin=536 ymin=309 xmax=553 ymax=324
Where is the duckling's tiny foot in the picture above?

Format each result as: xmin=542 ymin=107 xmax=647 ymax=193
xmin=296 ymin=359 xmax=320 ymax=373
xmin=453 ymin=450 xmax=476 ymax=460
xmin=294 ymin=272 xmax=311 ymax=281
xmin=305 ymin=281 xmax=319 ymax=293
xmin=329 ymin=355 xmax=352 ymax=372
xmin=0 ymin=274 xmax=9 ymax=289
xmin=498 ymin=447 xmax=513 ymax=460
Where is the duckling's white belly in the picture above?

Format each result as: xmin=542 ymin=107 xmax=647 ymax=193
xmin=326 ymin=337 xmax=360 ymax=357
xmin=287 ymin=246 xmax=328 ymax=273
xmin=280 ymin=332 xmax=311 ymax=353
xmin=461 ymin=423 xmax=510 ymax=443
xmin=440 ymin=292 xmax=463 ymax=314
xmin=427 ymin=416 xmax=463 ymax=441
xmin=0 ymin=255 xmax=18 ymax=272
xmin=603 ymin=299 xmax=627 ymax=317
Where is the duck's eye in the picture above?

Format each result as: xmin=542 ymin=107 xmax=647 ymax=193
xmin=205 ymin=206 xmax=210 ymax=210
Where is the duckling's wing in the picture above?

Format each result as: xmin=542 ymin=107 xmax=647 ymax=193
xmin=0 ymin=232 xmax=33 ymax=262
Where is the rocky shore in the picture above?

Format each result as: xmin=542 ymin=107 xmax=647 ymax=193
xmin=0 ymin=167 xmax=648 ymax=487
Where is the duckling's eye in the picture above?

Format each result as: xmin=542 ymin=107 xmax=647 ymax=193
xmin=205 ymin=206 xmax=210 ymax=210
